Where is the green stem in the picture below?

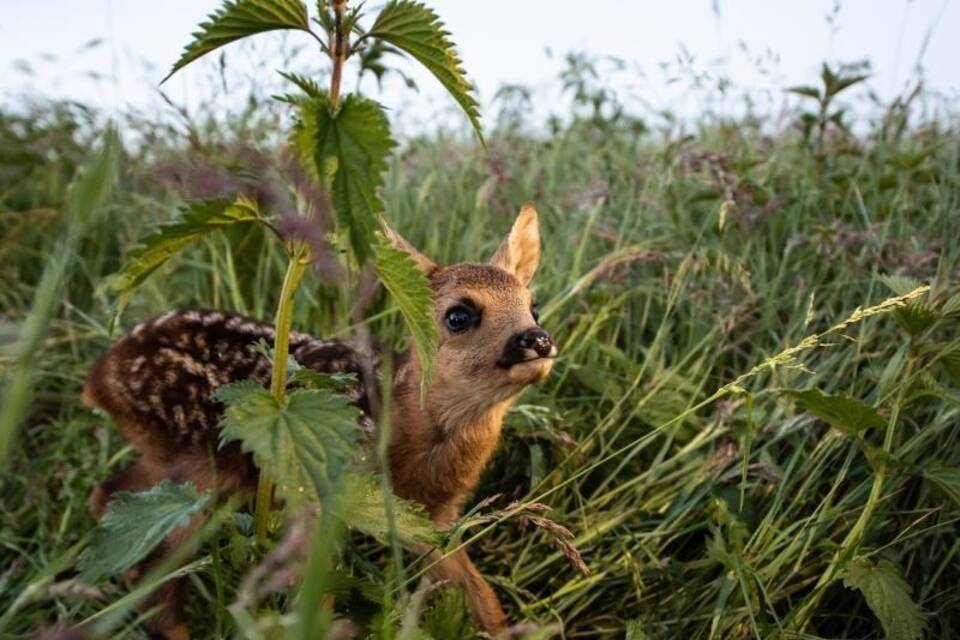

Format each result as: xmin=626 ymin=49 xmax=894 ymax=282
xmin=254 ymin=243 xmax=310 ymax=543
xmin=790 ymin=343 xmax=916 ymax=631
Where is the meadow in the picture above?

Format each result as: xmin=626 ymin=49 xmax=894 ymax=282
xmin=1 ymin=23 xmax=960 ymax=640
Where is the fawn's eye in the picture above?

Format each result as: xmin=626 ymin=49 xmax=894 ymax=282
xmin=531 ymin=303 xmax=540 ymax=323
xmin=444 ymin=306 xmax=476 ymax=333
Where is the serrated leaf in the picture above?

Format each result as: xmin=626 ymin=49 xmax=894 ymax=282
xmin=77 ymin=481 xmax=211 ymax=582
xmin=786 ymin=85 xmax=821 ymax=100
xmin=923 ymin=463 xmax=960 ymax=506
xmin=334 ymin=473 xmax=439 ymax=546
xmin=291 ymin=93 xmax=395 ymax=263
xmin=218 ymin=385 xmax=360 ymax=501
xmin=782 ymin=388 xmax=885 ymax=436
xmin=879 ymin=275 xmax=938 ymax=335
xmin=112 ymin=198 xmax=263 ymax=316
xmin=290 ymin=369 xmax=359 ymax=391
xmin=374 ymin=232 xmax=437 ymax=400
xmin=365 ymin=0 xmax=483 ymax=141
xmin=842 ymin=558 xmax=926 ymax=640
xmin=279 ymin=70 xmax=326 ymax=99
xmin=164 ymin=0 xmax=309 ymax=82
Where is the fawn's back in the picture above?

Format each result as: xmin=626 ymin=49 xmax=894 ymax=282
xmin=83 ymin=310 xmax=372 ymax=458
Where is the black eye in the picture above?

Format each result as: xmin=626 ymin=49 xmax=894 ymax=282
xmin=531 ymin=303 xmax=540 ymax=323
xmin=444 ymin=306 xmax=475 ymax=332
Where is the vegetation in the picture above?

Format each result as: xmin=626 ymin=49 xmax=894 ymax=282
xmin=2 ymin=1 xmax=959 ymax=638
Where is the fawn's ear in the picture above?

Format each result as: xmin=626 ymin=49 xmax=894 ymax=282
xmin=380 ymin=217 xmax=436 ymax=274
xmin=490 ymin=203 xmax=541 ymax=286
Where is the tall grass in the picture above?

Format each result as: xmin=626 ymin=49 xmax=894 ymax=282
xmin=1 ymin=62 xmax=959 ymax=638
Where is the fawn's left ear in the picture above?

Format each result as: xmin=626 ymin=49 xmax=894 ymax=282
xmin=490 ymin=203 xmax=541 ymax=286
xmin=380 ymin=216 xmax=436 ymax=274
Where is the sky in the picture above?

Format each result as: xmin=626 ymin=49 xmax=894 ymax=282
xmin=1 ymin=1 xmax=957 ymax=130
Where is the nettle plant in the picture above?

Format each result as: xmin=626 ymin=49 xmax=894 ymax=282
xmin=81 ymin=0 xmax=486 ymax=634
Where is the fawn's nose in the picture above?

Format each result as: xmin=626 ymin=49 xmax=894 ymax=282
xmin=517 ymin=328 xmax=555 ymax=358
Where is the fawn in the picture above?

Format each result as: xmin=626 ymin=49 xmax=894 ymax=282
xmin=84 ymin=204 xmax=556 ymax=638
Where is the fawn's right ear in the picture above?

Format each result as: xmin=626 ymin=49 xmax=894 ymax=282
xmin=380 ymin=217 xmax=436 ymax=274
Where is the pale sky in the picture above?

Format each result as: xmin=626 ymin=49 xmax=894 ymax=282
xmin=2 ymin=1 xmax=957 ymax=130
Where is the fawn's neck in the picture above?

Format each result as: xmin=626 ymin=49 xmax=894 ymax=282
xmin=386 ymin=355 xmax=512 ymax=519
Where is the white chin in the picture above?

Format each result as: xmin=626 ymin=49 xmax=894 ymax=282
xmin=504 ymin=358 xmax=554 ymax=384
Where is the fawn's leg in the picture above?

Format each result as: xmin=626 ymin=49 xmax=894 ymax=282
xmin=420 ymin=506 xmax=508 ymax=636
xmin=422 ymin=545 xmax=508 ymax=635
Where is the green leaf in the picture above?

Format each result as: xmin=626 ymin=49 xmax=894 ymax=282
xmin=923 ymin=463 xmax=960 ymax=506
xmin=786 ymin=85 xmax=821 ymax=100
xmin=77 ymin=481 xmax=211 ymax=582
xmin=782 ymin=388 xmax=885 ymax=437
xmin=291 ymin=93 xmax=396 ymax=263
xmin=827 ymin=73 xmax=870 ymax=98
xmin=217 ymin=385 xmax=360 ymax=501
xmin=279 ymin=70 xmax=326 ymax=99
xmin=164 ymin=0 xmax=309 ymax=82
xmin=365 ymin=0 xmax=483 ymax=141
xmin=842 ymin=558 xmax=926 ymax=640
xmin=374 ymin=232 xmax=437 ymax=400
xmin=879 ymin=274 xmax=938 ymax=335
xmin=334 ymin=473 xmax=439 ymax=546
xmin=112 ymin=197 xmax=263 ymax=316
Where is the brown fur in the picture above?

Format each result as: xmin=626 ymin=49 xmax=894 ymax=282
xmin=85 ymin=205 xmax=553 ymax=638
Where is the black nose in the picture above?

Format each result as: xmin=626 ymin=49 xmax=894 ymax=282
xmin=518 ymin=328 xmax=554 ymax=358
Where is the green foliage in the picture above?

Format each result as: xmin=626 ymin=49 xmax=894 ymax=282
xmin=365 ymin=0 xmax=483 ymax=141
xmin=0 ymin=128 xmax=117 ymax=466
xmin=880 ymin=275 xmax=939 ymax=336
xmin=291 ymin=93 xmax=396 ymax=263
xmin=4 ymin=43 xmax=960 ymax=640
xmin=373 ymin=232 xmax=438 ymax=399
xmin=335 ymin=473 xmax=439 ymax=546
xmin=842 ymin=558 xmax=927 ymax=640
xmin=787 ymin=62 xmax=869 ymax=149
xmin=923 ymin=463 xmax=960 ymax=506
xmin=77 ymin=481 xmax=212 ymax=582
xmin=781 ymin=388 xmax=885 ymax=437
xmin=112 ymin=197 xmax=263 ymax=316
xmin=217 ymin=383 xmax=361 ymax=501
xmin=164 ymin=0 xmax=309 ymax=82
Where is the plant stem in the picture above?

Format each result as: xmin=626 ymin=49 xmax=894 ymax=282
xmin=254 ymin=243 xmax=311 ymax=543
xmin=329 ymin=0 xmax=348 ymax=109
xmin=790 ymin=343 xmax=916 ymax=632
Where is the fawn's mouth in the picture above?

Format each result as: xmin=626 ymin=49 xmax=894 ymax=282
xmin=496 ymin=348 xmax=558 ymax=369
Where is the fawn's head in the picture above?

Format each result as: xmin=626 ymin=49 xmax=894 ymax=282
xmin=385 ymin=204 xmax=556 ymax=418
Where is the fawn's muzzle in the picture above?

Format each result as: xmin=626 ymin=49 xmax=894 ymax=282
xmin=498 ymin=327 xmax=557 ymax=367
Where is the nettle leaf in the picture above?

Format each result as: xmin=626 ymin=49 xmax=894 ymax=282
xmin=78 ymin=481 xmax=211 ymax=582
xmin=373 ymin=232 xmax=437 ymax=400
xmin=842 ymin=558 xmax=926 ymax=640
xmin=217 ymin=384 xmax=360 ymax=501
xmin=923 ymin=463 xmax=960 ymax=506
xmin=164 ymin=0 xmax=309 ymax=82
xmin=334 ymin=473 xmax=439 ymax=546
xmin=880 ymin=274 xmax=938 ymax=336
xmin=292 ymin=93 xmax=395 ymax=263
xmin=782 ymin=388 xmax=885 ymax=437
xmin=112 ymin=197 xmax=264 ymax=316
xmin=365 ymin=0 xmax=483 ymax=141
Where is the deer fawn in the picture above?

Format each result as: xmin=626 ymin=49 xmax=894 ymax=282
xmin=84 ymin=204 xmax=556 ymax=638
